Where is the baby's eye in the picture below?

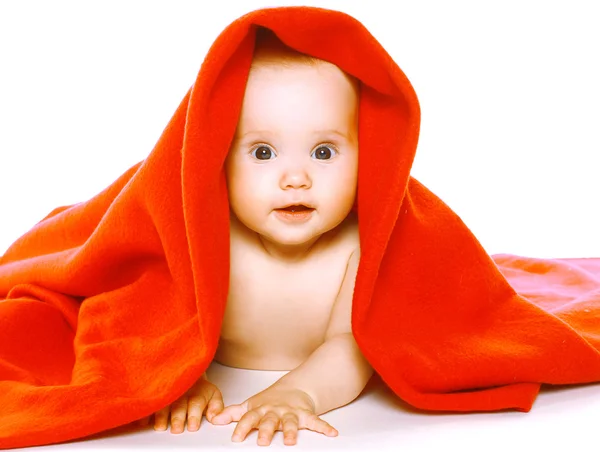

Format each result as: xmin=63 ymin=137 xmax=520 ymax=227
xmin=311 ymin=144 xmax=337 ymax=160
xmin=250 ymin=145 xmax=276 ymax=160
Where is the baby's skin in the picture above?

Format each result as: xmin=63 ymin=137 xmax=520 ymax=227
xmin=139 ymin=33 xmax=373 ymax=446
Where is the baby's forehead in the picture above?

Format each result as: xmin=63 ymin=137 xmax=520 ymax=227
xmin=242 ymin=63 xmax=358 ymax=119
xmin=248 ymin=58 xmax=360 ymax=100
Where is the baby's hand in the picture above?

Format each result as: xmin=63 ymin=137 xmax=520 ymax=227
xmin=139 ymin=373 xmax=225 ymax=433
xmin=210 ymin=386 xmax=338 ymax=446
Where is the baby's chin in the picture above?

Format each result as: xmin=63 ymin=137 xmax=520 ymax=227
xmin=260 ymin=230 xmax=323 ymax=248
xmin=256 ymin=226 xmax=329 ymax=258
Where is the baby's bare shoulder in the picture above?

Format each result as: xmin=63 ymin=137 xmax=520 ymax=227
xmin=334 ymin=211 xmax=359 ymax=253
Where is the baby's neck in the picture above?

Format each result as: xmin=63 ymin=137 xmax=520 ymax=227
xmin=256 ymin=234 xmax=324 ymax=263
xmin=228 ymin=211 xmax=343 ymax=264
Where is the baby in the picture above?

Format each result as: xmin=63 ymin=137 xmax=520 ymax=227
xmin=141 ymin=29 xmax=374 ymax=446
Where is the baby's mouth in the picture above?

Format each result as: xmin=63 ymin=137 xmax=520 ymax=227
xmin=274 ymin=204 xmax=315 ymax=222
xmin=276 ymin=204 xmax=314 ymax=213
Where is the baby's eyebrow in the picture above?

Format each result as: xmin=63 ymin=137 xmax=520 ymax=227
xmin=235 ymin=129 xmax=349 ymax=141
xmin=313 ymin=129 xmax=350 ymax=140
xmin=235 ymin=130 xmax=272 ymax=141
xmin=241 ymin=130 xmax=271 ymax=138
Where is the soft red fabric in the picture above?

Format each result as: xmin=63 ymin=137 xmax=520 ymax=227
xmin=1 ymin=6 xmax=599 ymax=449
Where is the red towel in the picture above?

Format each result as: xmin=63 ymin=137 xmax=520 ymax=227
xmin=1 ymin=6 xmax=599 ymax=449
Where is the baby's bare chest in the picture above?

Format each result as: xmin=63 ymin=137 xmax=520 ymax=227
xmin=221 ymin=254 xmax=346 ymax=344
xmin=215 ymin=246 xmax=352 ymax=369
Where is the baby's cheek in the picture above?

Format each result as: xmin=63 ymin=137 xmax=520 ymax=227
xmin=329 ymin=178 xmax=356 ymax=203
xmin=229 ymin=179 xmax=270 ymax=221
xmin=252 ymin=175 xmax=279 ymax=201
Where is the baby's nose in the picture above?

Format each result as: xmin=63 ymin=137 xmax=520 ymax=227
xmin=280 ymin=168 xmax=312 ymax=190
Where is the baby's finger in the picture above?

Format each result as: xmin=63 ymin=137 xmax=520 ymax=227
xmin=232 ymin=410 xmax=262 ymax=442
xmin=154 ymin=407 xmax=170 ymax=431
xmin=205 ymin=393 xmax=225 ymax=422
xmin=281 ymin=413 xmax=300 ymax=446
xmin=304 ymin=414 xmax=338 ymax=437
xmin=257 ymin=411 xmax=280 ymax=446
xmin=187 ymin=393 xmax=208 ymax=432
xmin=170 ymin=397 xmax=188 ymax=434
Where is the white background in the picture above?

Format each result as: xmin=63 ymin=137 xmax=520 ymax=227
xmin=2 ymin=3 xmax=600 ymax=451
xmin=0 ymin=0 xmax=598 ymax=257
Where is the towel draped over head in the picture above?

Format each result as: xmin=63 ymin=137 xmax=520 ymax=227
xmin=1 ymin=6 xmax=599 ymax=449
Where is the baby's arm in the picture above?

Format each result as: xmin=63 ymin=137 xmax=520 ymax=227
xmin=210 ymin=249 xmax=371 ymax=445
xmin=274 ymin=331 xmax=373 ymax=415
xmin=272 ymin=248 xmax=373 ymax=414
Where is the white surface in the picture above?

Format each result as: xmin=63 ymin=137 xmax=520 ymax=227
xmin=2 ymin=1 xmax=600 ymax=451
xmin=13 ymin=362 xmax=600 ymax=452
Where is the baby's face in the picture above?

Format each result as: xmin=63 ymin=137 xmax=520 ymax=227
xmin=225 ymin=61 xmax=358 ymax=251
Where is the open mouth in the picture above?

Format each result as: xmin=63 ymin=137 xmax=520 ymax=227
xmin=274 ymin=204 xmax=315 ymax=222
xmin=276 ymin=204 xmax=313 ymax=213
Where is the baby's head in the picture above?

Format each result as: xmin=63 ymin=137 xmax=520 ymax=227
xmin=225 ymin=28 xmax=359 ymax=254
